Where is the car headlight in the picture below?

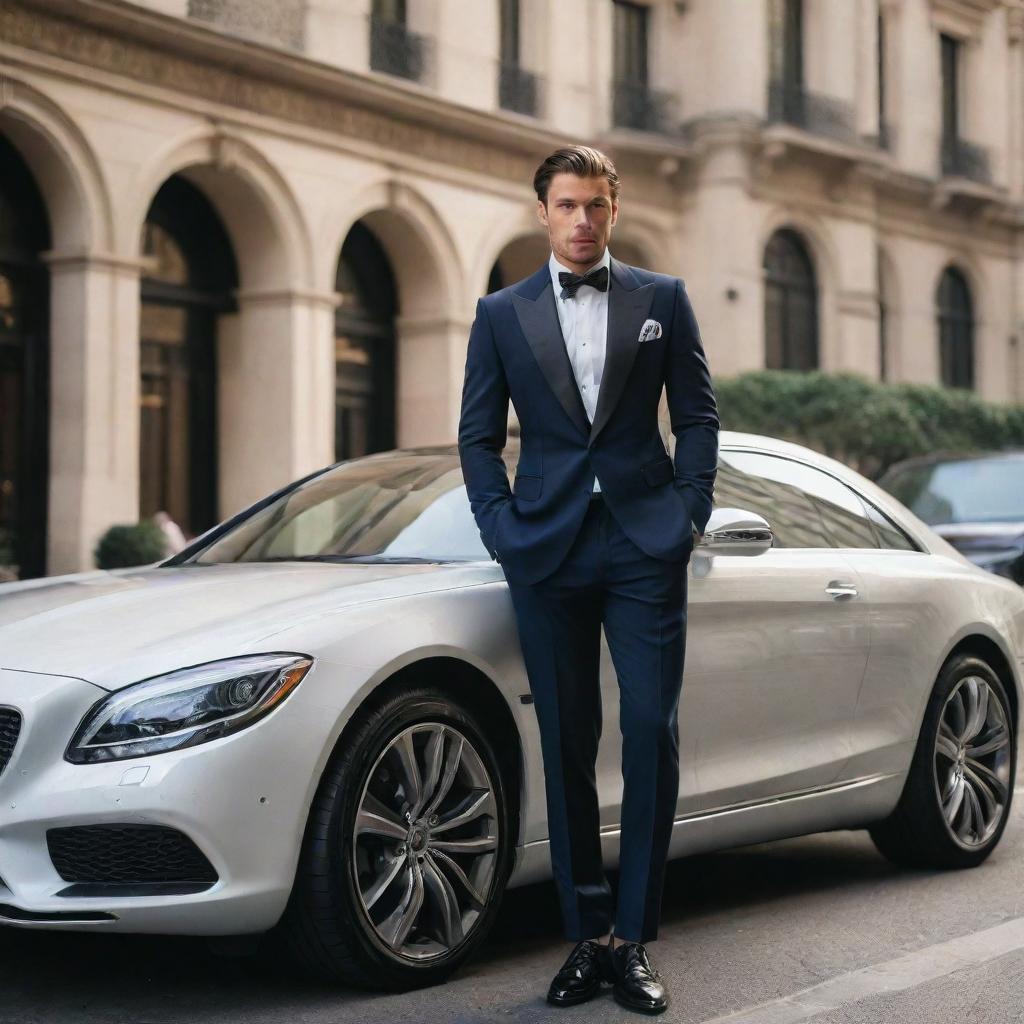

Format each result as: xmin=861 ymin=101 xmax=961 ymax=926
xmin=65 ymin=653 xmax=314 ymax=764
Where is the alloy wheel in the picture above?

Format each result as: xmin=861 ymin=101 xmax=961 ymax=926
xmin=933 ymin=674 xmax=1012 ymax=849
xmin=351 ymin=722 xmax=500 ymax=961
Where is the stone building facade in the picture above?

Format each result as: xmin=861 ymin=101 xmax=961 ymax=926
xmin=2 ymin=0 xmax=1023 ymax=578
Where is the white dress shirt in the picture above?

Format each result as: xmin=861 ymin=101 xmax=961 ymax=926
xmin=548 ymin=247 xmax=612 ymax=493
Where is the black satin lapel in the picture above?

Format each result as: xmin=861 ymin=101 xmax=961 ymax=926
xmin=511 ymin=286 xmax=592 ymax=439
xmin=589 ymin=280 xmax=656 ymax=443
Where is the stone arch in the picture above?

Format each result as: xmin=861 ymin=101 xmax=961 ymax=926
xmin=127 ymin=126 xmax=313 ymax=290
xmin=322 ymin=179 xmax=462 ymax=317
xmin=0 ymin=77 xmax=113 ymax=251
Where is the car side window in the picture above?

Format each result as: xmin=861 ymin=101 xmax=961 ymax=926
xmin=718 ymin=451 xmax=913 ymax=550
xmin=715 ymin=452 xmax=830 ymax=548
xmin=861 ymin=501 xmax=918 ymax=551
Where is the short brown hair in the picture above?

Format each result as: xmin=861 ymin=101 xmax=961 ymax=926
xmin=533 ymin=145 xmax=620 ymax=205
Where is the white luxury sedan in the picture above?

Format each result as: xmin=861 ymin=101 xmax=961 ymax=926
xmin=0 ymin=431 xmax=1021 ymax=991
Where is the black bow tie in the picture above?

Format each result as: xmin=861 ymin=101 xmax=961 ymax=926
xmin=558 ymin=265 xmax=609 ymax=299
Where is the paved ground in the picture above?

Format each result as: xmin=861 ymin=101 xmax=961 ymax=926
xmin=4 ymin=777 xmax=1024 ymax=1024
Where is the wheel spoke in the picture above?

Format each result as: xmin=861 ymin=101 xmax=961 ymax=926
xmin=421 ymin=854 xmax=465 ymax=947
xmin=962 ymin=678 xmax=989 ymax=743
xmin=361 ymin=851 xmax=409 ymax=911
xmin=960 ymin=780 xmax=984 ymax=841
xmin=943 ymin=773 xmax=965 ymax=826
xmin=947 ymin=688 xmax=968 ymax=743
xmin=431 ymin=834 xmax=498 ymax=855
xmin=422 ymin=735 xmax=464 ymax=818
xmin=962 ymin=765 xmax=999 ymax=824
xmin=427 ymin=849 xmax=486 ymax=909
xmin=935 ymin=731 xmax=959 ymax=762
xmin=393 ymin=731 xmax=423 ymax=812
xmin=356 ymin=792 xmax=408 ymax=841
xmin=432 ymin=789 xmax=495 ymax=834
xmin=379 ymin=858 xmax=425 ymax=950
xmin=967 ymin=724 xmax=1010 ymax=759
xmin=964 ymin=757 xmax=1008 ymax=804
xmin=416 ymin=727 xmax=447 ymax=818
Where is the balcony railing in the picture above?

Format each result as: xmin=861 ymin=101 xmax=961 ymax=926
xmin=612 ymin=80 xmax=677 ymax=135
xmin=941 ymin=136 xmax=992 ymax=185
xmin=498 ymin=62 xmax=541 ymax=117
xmin=767 ymin=80 xmax=858 ymax=144
xmin=369 ymin=16 xmax=431 ymax=83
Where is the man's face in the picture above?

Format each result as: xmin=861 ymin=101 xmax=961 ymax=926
xmin=537 ymin=173 xmax=619 ymax=273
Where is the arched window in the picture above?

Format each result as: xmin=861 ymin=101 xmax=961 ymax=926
xmin=140 ymin=176 xmax=238 ymax=539
xmin=936 ymin=266 xmax=974 ymax=389
xmin=0 ymin=133 xmax=51 ymax=580
xmin=334 ymin=222 xmax=397 ymax=461
xmin=764 ymin=228 xmax=819 ymax=370
xmin=877 ymin=246 xmax=894 ymax=382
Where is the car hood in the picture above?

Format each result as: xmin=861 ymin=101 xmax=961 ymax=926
xmin=0 ymin=561 xmax=495 ymax=690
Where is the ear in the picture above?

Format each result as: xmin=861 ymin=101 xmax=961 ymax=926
xmin=610 ymin=199 xmax=620 ymax=227
xmin=536 ymin=199 xmax=549 ymax=226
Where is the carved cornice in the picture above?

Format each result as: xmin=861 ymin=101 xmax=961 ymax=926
xmin=1 ymin=0 xmax=550 ymax=186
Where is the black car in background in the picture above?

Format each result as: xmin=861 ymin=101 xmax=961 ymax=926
xmin=878 ymin=450 xmax=1024 ymax=585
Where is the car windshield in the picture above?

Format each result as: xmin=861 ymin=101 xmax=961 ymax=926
xmin=879 ymin=455 xmax=1024 ymax=525
xmin=182 ymin=451 xmax=504 ymax=565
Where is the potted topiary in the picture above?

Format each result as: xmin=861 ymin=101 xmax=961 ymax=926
xmin=93 ymin=518 xmax=169 ymax=570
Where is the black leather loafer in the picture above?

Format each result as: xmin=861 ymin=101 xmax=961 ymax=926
xmin=610 ymin=941 xmax=669 ymax=1014
xmin=546 ymin=939 xmax=611 ymax=1007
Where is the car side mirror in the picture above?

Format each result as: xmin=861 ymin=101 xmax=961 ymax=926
xmin=697 ymin=507 xmax=773 ymax=557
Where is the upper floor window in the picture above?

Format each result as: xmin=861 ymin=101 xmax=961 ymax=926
xmin=940 ymin=33 xmax=960 ymax=147
xmin=936 ymin=266 xmax=974 ymax=390
xmin=877 ymin=10 xmax=890 ymax=148
xmin=498 ymin=0 xmax=539 ymax=116
xmin=768 ymin=0 xmax=804 ymax=121
xmin=612 ymin=1 xmax=672 ymax=133
xmin=369 ymin=0 xmax=429 ymax=83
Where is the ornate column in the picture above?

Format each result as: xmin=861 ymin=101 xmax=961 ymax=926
xmin=396 ymin=313 xmax=473 ymax=447
xmin=41 ymin=249 xmax=143 ymax=575
xmin=218 ymin=287 xmax=336 ymax=519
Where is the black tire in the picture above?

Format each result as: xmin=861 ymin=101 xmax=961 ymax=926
xmin=280 ymin=685 xmax=514 ymax=990
xmin=869 ymin=653 xmax=1016 ymax=869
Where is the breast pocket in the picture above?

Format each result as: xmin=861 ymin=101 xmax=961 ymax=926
xmin=512 ymin=474 xmax=542 ymax=500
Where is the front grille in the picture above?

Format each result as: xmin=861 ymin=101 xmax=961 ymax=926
xmin=47 ymin=825 xmax=218 ymax=885
xmin=0 ymin=709 xmax=21 ymax=777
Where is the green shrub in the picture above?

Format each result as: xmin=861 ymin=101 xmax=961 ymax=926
xmin=715 ymin=370 xmax=1024 ymax=479
xmin=94 ymin=519 xmax=168 ymax=570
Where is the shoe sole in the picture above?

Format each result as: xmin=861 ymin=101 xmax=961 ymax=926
xmin=546 ymin=985 xmax=602 ymax=1007
xmin=612 ymin=988 xmax=669 ymax=1015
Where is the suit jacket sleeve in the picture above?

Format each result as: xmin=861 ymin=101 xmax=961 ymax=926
xmin=458 ymin=297 xmax=512 ymax=559
xmin=666 ymin=279 xmax=720 ymax=536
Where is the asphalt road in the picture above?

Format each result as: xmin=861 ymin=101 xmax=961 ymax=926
xmin=4 ymin=774 xmax=1024 ymax=1024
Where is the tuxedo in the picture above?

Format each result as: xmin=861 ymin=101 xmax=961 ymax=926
xmin=458 ymin=256 xmax=718 ymax=587
xmin=457 ymin=252 xmax=719 ymax=944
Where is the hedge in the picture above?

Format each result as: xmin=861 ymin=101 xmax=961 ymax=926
xmin=713 ymin=370 xmax=1024 ymax=480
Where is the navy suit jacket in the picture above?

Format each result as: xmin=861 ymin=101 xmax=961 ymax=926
xmin=457 ymin=256 xmax=719 ymax=586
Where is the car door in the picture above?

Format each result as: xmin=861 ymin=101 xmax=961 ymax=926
xmin=682 ymin=449 xmax=872 ymax=812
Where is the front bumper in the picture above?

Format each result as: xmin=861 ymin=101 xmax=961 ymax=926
xmin=0 ymin=666 xmax=325 ymax=934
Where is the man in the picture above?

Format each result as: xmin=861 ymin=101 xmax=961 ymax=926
xmin=458 ymin=145 xmax=719 ymax=1014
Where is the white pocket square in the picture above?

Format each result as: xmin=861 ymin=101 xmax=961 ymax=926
xmin=638 ymin=319 xmax=662 ymax=343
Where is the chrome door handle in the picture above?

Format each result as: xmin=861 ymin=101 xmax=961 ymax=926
xmin=826 ymin=580 xmax=858 ymax=600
